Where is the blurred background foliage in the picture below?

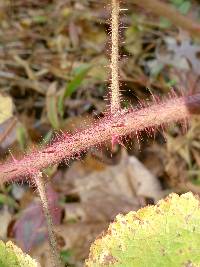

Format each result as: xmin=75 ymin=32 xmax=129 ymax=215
xmin=0 ymin=0 xmax=200 ymax=266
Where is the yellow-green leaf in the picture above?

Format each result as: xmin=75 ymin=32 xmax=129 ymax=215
xmin=0 ymin=241 xmax=39 ymax=267
xmin=86 ymin=192 xmax=200 ymax=267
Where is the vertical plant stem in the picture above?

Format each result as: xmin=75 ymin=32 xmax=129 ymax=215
xmin=34 ymin=172 xmax=62 ymax=267
xmin=111 ymin=0 xmax=121 ymax=114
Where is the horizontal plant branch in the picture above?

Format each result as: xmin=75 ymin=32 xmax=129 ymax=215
xmin=0 ymin=93 xmax=200 ymax=184
xmin=133 ymin=0 xmax=200 ymax=38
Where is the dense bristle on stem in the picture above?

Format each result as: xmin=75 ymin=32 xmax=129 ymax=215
xmin=110 ymin=0 xmax=121 ymax=113
xmin=0 ymin=93 xmax=200 ymax=184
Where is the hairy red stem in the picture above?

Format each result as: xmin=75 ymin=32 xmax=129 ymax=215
xmin=0 ymin=93 xmax=200 ymax=183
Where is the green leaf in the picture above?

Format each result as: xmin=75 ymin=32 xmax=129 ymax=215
xmin=86 ymin=192 xmax=200 ymax=267
xmin=60 ymin=249 xmax=72 ymax=264
xmin=0 ymin=193 xmax=18 ymax=208
xmin=58 ymin=64 xmax=92 ymax=117
xmin=41 ymin=129 xmax=54 ymax=145
xmin=17 ymin=124 xmax=28 ymax=151
xmin=32 ymin=15 xmax=47 ymax=24
xmin=170 ymin=0 xmax=184 ymax=7
xmin=178 ymin=1 xmax=191 ymax=15
xmin=159 ymin=17 xmax=172 ymax=29
xmin=0 ymin=241 xmax=39 ymax=267
xmin=169 ymin=0 xmax=191 ymax=14
xmin=46 ymin=82 xmax=60 ymax=129
xmin=166 ymin=79 xmax=177 ymax=87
